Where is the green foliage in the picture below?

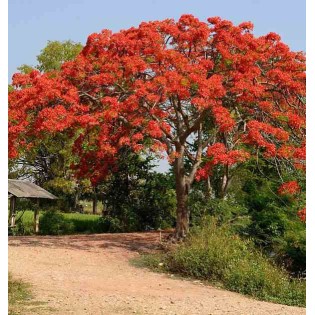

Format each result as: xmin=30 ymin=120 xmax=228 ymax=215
xmin=17 ymin=64 xmax=34 ymax=74
xmin=100 ymin=148 xmax=176 ymax=231
xmin=13 ymin=210 xmax=35 ymax=236
xmin=242 ymin=170 xmax=306 ymax=274
xmin=188 ymin=160 xmax=306 ymax=275
xmin=140 ymin=219 xmax=305 ymax=306
xmin=189 ymin=191 xmax=250 ymax=232
xmin=40 ymin=210 xmax=75 ymax=235
xmin=97 ymin=216 xmax=123 ymax=233
xmin=64 ymin=212 xmax=100 ymax=233
xmin=36 ymin=40 xmax=83 ymax=72
xmin=12 ymin=210 xmax=102 ymax=235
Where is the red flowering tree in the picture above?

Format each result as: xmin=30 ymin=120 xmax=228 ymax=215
xmin=9 ymin=15 xmax=305 ymax=238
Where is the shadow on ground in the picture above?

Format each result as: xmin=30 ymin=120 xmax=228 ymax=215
xmin=9 ymin=231 xmax=171 ymax=254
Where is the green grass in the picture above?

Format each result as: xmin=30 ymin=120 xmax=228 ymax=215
xmin=79 ymin=199 xmax=103 ymax=214
xmin=63 ymin=212 xmax=100 ymax=233
xmin=12 ymin=210 xmax=100 ymax=235
xmin=133 ymin=218 xmax=305 ymax=307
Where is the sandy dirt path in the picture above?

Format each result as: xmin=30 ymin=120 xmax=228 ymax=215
xmin=9 ymin=232 xmax=305 ymax=315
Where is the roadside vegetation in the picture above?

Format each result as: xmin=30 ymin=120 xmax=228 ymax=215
xmin=11 ymin=210 xmax=101 ymax=235
xmin=134 ymin=218 xmax=305 ymax=307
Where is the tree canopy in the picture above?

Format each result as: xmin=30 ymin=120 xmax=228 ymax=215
xmin=9 ymin=15 xmax=306 ymax=237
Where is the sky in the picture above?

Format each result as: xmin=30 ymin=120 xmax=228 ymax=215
xmin=9 ymin=0 xmax=305 ymax=79
xmin=8 ymin=0 xmax=306 ymax=172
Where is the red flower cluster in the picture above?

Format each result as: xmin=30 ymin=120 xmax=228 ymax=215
xmin=196 ymin=144 xmax=250 ymax=181
xmin=297 ymin=208 xmax=306 ymax=222
xmin=278 ymin=181 xmax=300 ymax=196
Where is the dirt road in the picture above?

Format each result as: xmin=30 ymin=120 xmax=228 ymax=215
xmin=9 ymin=233 xmax=305 ymax=315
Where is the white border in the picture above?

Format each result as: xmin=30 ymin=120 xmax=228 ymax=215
xmin=0 ymin=0 xmax=8 ymax=314
xmin=306 ymin=0 xmax=313 ymax=313
xmin=3 ymin=1 xmax=309 ymax=314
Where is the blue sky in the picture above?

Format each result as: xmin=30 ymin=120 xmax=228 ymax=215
xmin=8 ymin=0 xmax=306 ymax=172
xmin=9 ymin=0 xmax=305 ymax=80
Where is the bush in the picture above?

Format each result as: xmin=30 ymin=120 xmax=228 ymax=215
xmin=39 ymin=210 xmax=74 ymax=235
xmin=97 ymin=216 xmax=123 ymax=233
xmin=156 ymin=218 xmax=305 ymax=306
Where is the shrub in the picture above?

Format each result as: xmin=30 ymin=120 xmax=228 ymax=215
xmin=97 ymin=216 xmax=123 ymax=233
xmin=153 ymin=218 xmax=305 ymax=306
xmin=39 ymin=210 xmax=74 ymax=235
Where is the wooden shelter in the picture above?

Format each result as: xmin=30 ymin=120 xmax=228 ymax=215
xmin=8 ymin=179 xmax=57 ymax=233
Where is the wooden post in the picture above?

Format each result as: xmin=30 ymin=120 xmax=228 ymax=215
xmin=34 ymin=198 xmax=40 ymax=233
xmin=9 ymin=196 xmax=16 ymax=227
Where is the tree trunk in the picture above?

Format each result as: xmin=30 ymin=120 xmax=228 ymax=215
xmin=92 ymin=193 xmax=97 ymax=215
xmin=220 ymin=165 xmax=231 ymax=199
xmin=174 ymin=147 xmax=190 ymax=239
xmin=73 ymin=190 xmax=79 ymax=211
xmin=175 ymin=185 xmax=189 ymax=239
xmin=205 ymin=175 xmax=213 ymax=199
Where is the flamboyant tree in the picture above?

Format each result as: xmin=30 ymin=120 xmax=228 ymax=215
xmin=9 ymin=15 xmax=305 ymax=237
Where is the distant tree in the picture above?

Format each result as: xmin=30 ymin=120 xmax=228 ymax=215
xmin=17 ymin=64 xmax=34 ymax=74
xmin=9 ymin=40 xmax=83 ymax=209
xmin=36 ymin=40 xmax=83 ymax=72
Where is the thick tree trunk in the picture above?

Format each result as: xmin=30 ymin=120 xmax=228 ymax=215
xmin=175 ymin=185 xmax=189 ymax=239
xmin=174 ymin=147 xmax=190 ymax=239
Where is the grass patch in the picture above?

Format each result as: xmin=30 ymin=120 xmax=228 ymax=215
xmin=8 ymin=273 xmax=32 ymax=315
xmin=12 ymin=210 xmax=100 ymax=235
xmin=64 ymin=212 xmax=100 ymax=233
xmin=9 ymin=274 xmax=53 ymax=314
xmin=131 ymin=253 xmax=166 ymax=271
xmin=134 ymin=219 xmax=305 ymax=307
